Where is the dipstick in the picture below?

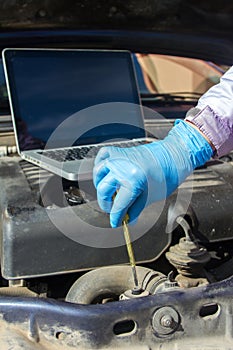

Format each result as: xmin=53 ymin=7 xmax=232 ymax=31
xmin=122 ymin=214 xmax=141 ymax=294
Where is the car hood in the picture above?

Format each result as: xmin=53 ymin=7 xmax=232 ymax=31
xmin=0 ymin=0 xmax=232 ymax=66
xmin=0 ymin=0 xmax=232 ymax=40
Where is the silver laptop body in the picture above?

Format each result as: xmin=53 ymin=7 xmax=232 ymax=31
xmin=2 ymin=48 xmax=146 ymax=181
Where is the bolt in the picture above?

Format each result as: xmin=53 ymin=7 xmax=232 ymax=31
xmin=131 ymin=286 xmax=143 ymax=295
xmin=160 ymin=315 xmax=174 ymax=328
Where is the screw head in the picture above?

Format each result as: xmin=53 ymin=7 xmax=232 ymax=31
xmin=152 ymin=306 xmax=180 ymax=336
xmin=160 ymin=315 xmax=174 ymax=328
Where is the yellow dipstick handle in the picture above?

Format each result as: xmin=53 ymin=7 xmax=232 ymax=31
xmin=112 ymin=191 xmax=142 ymax=295
xmin=112 ymin=192 xmax=141 ymax=293
xmin=122 ymin=214 xmax=140 ymax=290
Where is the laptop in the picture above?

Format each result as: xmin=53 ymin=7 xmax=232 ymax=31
xmin=2 ymin=48 xmax=148 ymax=181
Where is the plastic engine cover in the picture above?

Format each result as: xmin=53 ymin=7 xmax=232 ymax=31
xmin=0 ymin=155 xmax=233 ymax=279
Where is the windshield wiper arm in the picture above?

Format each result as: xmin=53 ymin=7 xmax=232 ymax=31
xmin=141 ymin=92 xmax=202 ymax=102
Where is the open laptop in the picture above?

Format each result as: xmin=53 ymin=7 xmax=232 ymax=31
xmin=2 ymin=48 xmax=148 ymax=181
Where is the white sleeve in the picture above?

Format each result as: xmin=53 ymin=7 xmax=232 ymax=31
xmin=197 ymin=66 xmax=233 ymax=122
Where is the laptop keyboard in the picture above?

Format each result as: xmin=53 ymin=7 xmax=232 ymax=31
xmin=38 ymin=140 xmax=147 ymax=162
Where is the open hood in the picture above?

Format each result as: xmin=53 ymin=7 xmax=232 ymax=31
xmin=0 ymin=1 xmax=232 ymax=65
xmin=0 ymin=0 xmax=232 ymax=39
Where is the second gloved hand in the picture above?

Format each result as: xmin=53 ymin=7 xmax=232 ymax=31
xmin=93 ymin=120 xmax=213 ymax=228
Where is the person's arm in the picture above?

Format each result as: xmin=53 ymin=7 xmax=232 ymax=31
xmin=93 ymin=120 xmax=213 ymax=228
xmin=93 ymin=66 xmax=233 ymax=228
xmin=185 ymin=66 xmax=233 ymax=157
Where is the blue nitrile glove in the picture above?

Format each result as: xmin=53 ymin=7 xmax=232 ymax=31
xmin=93 ymin=120 xmax=213 ymax=228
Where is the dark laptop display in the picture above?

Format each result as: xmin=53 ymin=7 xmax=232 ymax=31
xmin=3 ymin=49 xmax=146 ymax=180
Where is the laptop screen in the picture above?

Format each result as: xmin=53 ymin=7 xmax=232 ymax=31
xmin=3 ymin=49 xmax=145 ymax=150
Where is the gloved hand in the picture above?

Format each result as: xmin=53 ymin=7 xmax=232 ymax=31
xmin=93 ymin=120 xmax=213 ymax=228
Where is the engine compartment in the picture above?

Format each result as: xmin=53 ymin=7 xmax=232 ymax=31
xmin=0 ymin=153 xmax=233 ymax=349
xmin=0 ymin=149 xmax=233 ymax=305
xmin=0 ymin=125 xmax=232 ymax=349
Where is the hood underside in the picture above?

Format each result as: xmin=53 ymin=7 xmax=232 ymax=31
xmin=0 ymin=0 xmax=232 ymax=39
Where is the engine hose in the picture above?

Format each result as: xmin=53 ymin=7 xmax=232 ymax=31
xmin=66 ymin=265 xmax=166 ymax=304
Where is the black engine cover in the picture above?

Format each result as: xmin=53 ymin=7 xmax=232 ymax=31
xmin=0 ymin=155 xmax=233 ymax=279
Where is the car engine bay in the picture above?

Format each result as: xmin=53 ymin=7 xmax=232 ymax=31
xmin=0 ymin=126 xmax=233 ymax=348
